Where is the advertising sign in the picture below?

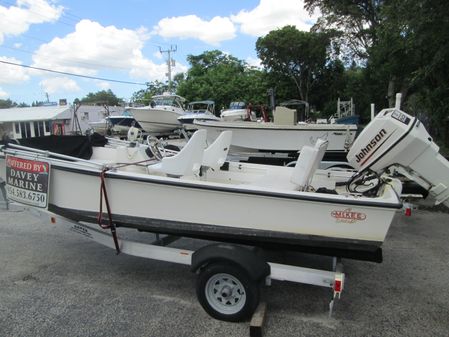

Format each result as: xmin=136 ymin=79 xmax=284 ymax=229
xmin=5 ymin=155 xmax=50 ymax=208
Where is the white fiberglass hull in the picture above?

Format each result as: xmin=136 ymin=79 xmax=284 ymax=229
xmin=220 ymin=109 xmax=248 ymax=121
xmin=178 ymin=113 xmax=221 ymax=124
xmin=195 ymin=120 xmax=357 ymax=152
xmin=130 ymin=107 xmax=184 ymax=133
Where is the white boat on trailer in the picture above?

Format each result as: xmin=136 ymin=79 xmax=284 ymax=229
xmin=198 ymin=101 xmax=358 ymax=158
xmin=194 ymin=118 xmax=357 ymax=164
xmin=128 ymin=93 xmax=187 ymax=134
xmin=0 ymin=131 xmax=401 ymax=263
xmin=2 ymin=104 xmax=449 ymax=321
xmin=4 ymin=103 xmax=449 ymax=260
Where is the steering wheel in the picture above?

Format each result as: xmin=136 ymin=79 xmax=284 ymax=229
xmin=146 ymin=136 xmax=166 ymax=160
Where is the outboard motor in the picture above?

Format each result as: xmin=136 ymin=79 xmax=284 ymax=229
xmin=347 ymin=108 xmax=449 ymax=208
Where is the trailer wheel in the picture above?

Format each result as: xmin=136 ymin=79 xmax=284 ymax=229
xmin=196 ymin=263 xmax=259 ymax=322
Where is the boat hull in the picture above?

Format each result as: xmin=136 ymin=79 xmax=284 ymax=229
xmin=178 ymin=113 xmax=220 ymax=125
xmin=220 ymin=109 xmax=248 ymax=121
xmin=35 ymin=162 xmax=400 ymax=262
xmin=130 ymin=107 xmax=183 ymax=133
xmin=195 ymin=120 xmax=358 ymax=152
xmin=0 ymin=145 xmax=401 ymax=262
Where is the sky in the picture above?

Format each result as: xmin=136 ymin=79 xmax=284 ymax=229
xmin=0 ymin=0 xmax=319 ymax=105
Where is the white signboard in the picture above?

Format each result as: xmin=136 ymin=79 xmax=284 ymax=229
xmin=5 ymin=155 xmax=50 ymax=208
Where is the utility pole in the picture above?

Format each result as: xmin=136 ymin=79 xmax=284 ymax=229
xmin=159 ymin=45 xmax=177 ymax=92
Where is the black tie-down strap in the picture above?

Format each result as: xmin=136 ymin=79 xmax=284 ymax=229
xmin=97 ymin=169 xmax=120 ymax=254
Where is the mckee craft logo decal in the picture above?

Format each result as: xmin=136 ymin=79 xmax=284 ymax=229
xmin=331 ymin=208 xmax=366 ymax=223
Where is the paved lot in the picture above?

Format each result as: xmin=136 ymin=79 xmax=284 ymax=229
xmin=0 ymin=205 xmax=448 ymax=337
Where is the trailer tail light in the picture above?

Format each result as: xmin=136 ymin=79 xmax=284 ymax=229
xmin=405 ymin=207 xmax=412 ymax=216
xmin=403 ymin=202 xmax=412 ymax=216
xmin=334 ymin=279 xmax=342 ymax=292
xmin=51 ymin=216 xmax=56 ymax=224
xmin=333 ymin=273 xmax=344 ymax=299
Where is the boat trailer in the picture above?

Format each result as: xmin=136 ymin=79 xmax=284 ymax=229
xmin=11 ymin=202 xmax=344 ymax=330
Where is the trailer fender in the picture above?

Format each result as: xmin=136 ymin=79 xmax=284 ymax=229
xmin=191 ymin=244 xmax=270 ymax=282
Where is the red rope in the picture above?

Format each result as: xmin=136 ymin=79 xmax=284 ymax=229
xmin=98 ymin=169 xmax=120 ymax=254
xmin=95 ymin=157 xmax=160 ymax=254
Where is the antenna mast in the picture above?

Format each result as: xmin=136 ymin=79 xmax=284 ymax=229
xmin=159 ymin=45 xmax=177 ymax=92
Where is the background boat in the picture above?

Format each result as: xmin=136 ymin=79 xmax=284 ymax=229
xmin=178 ymin=100 xmax=221 ymax=130
xmin=194 ymin=118 xmax=357 ymax=154
xmin=89 ymin=115 xmax=143 ymax=136
xmin=129 ymin=93 xmax=187 ymax=134
xmin=220 ymin=101 xmax=256 ymax=121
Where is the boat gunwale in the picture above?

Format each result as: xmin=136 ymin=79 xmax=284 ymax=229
xmin=193 ymin=120 xmax=358 ymax=131
xmin=47 ymin=161 xmax=402 ymax=210
xmin=0 ymin=146 xmax=402 ymax=209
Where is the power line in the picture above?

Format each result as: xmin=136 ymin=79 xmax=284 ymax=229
xmin=0 ymin=45 xmax=133 ymax=71
xmin=0 ymin=60 xmax=147 ymax=86
xmin=0 ymin=0 xmax=77 ymax=27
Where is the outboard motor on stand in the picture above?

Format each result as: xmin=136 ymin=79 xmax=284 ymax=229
xmin=347 ymin=107 xmax=449 ymax=208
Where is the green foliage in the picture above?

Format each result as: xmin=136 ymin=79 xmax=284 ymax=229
xmin=0 ymin=99 xmax=29 ymax=109
xmin=367 ymin=0 xmax=449 ymax=143
xmin=131 ymin=80 xmax=173 ymax=105
xmin=256 ymin=26 xmax=331 ymax=102
xmin=74 ymin=89 xmax=124 ymax=106
xmin=176 ymin=50 xmax=269 ymax=113
xmin=305 ymin=0 xmax=382 ymax=61
xmin=0 ymin=99 xmax=16 ymax=109
xmin=306 ymin=0 xmax=449 ymax=145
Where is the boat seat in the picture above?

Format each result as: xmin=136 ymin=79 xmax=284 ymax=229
xmin=202 ymin=131 xmax=232 ymax=171
xmin=291 ymin=138 xmax=328 ymax=191
xmin=147 ymin=129 xmax=207 ymax=177
xmin=243 ymin=139 xmax=329 ymax=191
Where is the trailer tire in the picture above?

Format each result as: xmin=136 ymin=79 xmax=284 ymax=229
xmin=196 ymin=262 xmax=259 ymax=322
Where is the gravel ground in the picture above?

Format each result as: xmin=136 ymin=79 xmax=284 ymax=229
xmin=0 ymin=205 xmax=448 ymax=337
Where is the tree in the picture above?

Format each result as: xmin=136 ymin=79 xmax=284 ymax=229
xmin=382 ymin=0 xmax=449 ymax=143
xmin=131 ymin=80 xmax=172 ymax=105
xmin=305 ymin=0 xmax=383 ymax=62
xmin=256 ymin=26 xmax=331 ymax=102
xmin=74 ymin=89 xmax=123 ymax=106
xmin=307 ymin=0 xmax=449 ymax=146
xmin=0 ymin=99 xmax=16 ymax=109
xmin=176 ymin=50 xmax=269 ymax=112
xmin=0 ymin=99 xmax=28 ymax=108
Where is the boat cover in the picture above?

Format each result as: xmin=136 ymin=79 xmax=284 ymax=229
xmin=2 ymin=133 xmax=107 ymax=160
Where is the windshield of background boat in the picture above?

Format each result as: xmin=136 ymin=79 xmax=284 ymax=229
xmin=187 ymin=102 xmax=215 ymax=114
xmin=153 ymin=96 xmax=185 ymax=109
xmin=229 ymin=102 xmax=246 ymax=109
